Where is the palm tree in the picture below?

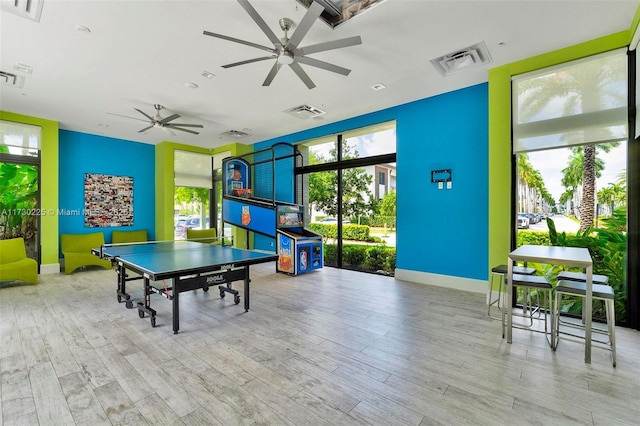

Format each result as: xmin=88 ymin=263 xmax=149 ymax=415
xmin=518 ymin=54 xmax=625 ymax=232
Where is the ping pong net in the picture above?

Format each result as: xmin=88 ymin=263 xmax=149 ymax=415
xmin=99 ymin=237 xmax=233 ymax=257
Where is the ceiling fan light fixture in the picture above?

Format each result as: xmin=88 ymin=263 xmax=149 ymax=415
xmin=277 ymin=51 xmax=294 ymax=65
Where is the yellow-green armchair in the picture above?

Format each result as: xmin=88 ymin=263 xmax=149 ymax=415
xmin=112 ymin=230 xmax=148 ymax=244
xmin=186 ymin=228 xmax=218 ymax=244
xmin=61 ymin=232 xmax=111 ymax=274
xmin=0 ymin=237 xmax=38 ymax=285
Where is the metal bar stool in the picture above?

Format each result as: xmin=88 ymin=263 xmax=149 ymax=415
xmin=553 ymin=279 xmax=616 ymax=367
xmin=502 ymin=273 xmax=554 ymax=348
xmin=557 ymin=271 xmax=609 ymax=284
xmin=488 ymin=264 xmax=535 ymax=319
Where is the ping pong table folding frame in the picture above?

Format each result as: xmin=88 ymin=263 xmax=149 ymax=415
xmin=95 ymin=242 xmax=278 ymax=334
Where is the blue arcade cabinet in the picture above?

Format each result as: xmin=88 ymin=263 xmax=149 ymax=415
xmin=275 ymin=205 xmax=323 ymax=275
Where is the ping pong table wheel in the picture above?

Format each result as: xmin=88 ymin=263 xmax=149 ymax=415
xmin=125 ymin=300 xmax=134 ymax=309
xmin=150 ymin=317 xmax=156 ymax=327
xmin=138 ymin=310 xmax=145 ymax=318
xmin=234 ymin=295 xmax=241 ymax=305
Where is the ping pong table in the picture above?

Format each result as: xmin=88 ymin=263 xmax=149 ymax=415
xmin=95 ymin=240 xmax=278 ymax=334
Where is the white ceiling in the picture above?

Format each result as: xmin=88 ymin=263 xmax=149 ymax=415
xmin=1 ymin=0 xmax=638 ymax=149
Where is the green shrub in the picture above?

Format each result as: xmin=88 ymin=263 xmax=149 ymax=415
xmin=322 ymin=243 xmax=395 ymax=275
xmin=544 ymin=212 xmax=627 ymax=323
xmin=308 ymin=223 xmax=371 ymax=242
xmin=517 ymin=230 xmax=550 ymax=246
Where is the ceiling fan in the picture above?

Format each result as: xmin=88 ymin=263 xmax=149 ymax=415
xmin=203 ymin=0 xmax=362 ymax=89
xmin=109 ymin=104 xmax=204 ymax=135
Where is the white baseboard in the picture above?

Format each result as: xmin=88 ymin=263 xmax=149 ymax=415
xmin=40 ymin=263 xmax=60 ymax=274
xmin=395 ymin=268 xmax=487 ymax=295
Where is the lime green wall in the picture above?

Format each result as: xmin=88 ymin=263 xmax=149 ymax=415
xmin=155 ymin=141 xmax=253 ymax=247
xmin=487 ymin=30 xmax=631 ymax=275
xmin=0 ymin=111 xmax=59 ymax=267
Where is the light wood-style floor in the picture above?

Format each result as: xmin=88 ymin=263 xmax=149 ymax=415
xmin=1 ymin=264 xmax=639 ymax=425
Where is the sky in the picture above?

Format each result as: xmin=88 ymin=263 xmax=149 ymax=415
xmin=526 ymin=144 xmax=627 ymax=202
xmin=308 ymin=127 xmax=396 ymax=161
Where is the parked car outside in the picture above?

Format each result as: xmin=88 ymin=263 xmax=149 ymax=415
xmin=175 ymin=216 xmax=209 ymax=237
xmin=517 ymin=213 xmax=530 ymax=229
xmin=317 ymin=217 xmax=351 ymax=224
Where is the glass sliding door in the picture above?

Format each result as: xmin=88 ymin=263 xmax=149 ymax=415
xmin=174 ymin=150 xmax=213 ymax=240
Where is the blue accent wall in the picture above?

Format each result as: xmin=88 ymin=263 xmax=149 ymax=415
xmin=58 ymin=130 xmax=155 ymax=253
xmin=396 ymin=84 xmax=488 ymax=280
xmin=254 ymin=83 xmax=489 ymax=281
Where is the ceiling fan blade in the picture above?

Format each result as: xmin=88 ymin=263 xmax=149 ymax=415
xmin=289 ymin=62 xmax=315 ymax=89
xmin=165 ymin=123 xmax=204 ymax=128
xmin=169 ymin=126 xmax=200 ymax=135
xmin=106 ymin=112 xmax=148 ymax=123
xmin=298 ymin=35 xmax=362 ymax=56
xmin=222 ymin=56 xmax=276 ymax=68
xmin=236 ymin=0 xmax=281 ymax=47
xmin=295 ymin=55 xmax=351 ymax=76
xmin=134 ymin=108 xmax=154 ymax=121
xmin=262 ymin=61 xmax=282 ymax=86
xmin=159 ymin=113 xmax=180 ymax=124
xmin=203 ymin=31 xmax=277 ymax=54
xmin=138 ymin=125 xmax=154 ymax=133
xmin=287 ymin=1 xmax=324 ymax=49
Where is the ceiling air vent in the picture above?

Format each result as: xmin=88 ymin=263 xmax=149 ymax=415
xmin=220 ymin=130 xmax=249 ymax=139
xmin=0 ymin=70 xmax=25 ymax=88
xmin=0 ymin=0 xmax=45 ymax=22
xmin=284 ymin=104 xmax=326 ymax=119
xmin=430 ymin=41 xmax=493 ymax=76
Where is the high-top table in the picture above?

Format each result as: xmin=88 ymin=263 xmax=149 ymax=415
xmin=506 ymin=245 xmax=594 ymax=363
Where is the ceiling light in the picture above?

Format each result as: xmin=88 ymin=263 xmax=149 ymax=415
xmin=371 ymin=83 xmax=386 ymax=91
xmin=201 ymin=71 xmax=215 ymax=79
xmin=184 ymin=82 xmax=198 ymax=89
xmin=76 ymin=25 xmax=91 ymax=33
xmin=97 ymin=123 xmax=109 ymax=128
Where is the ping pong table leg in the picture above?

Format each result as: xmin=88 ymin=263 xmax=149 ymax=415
xmin=116 ymin=263 xmax=133 ymax=308
xmin=244 ymin=266 xmax=250 ymax=312
xmin=136 ymin=277 xmax=157 ymax=328
xmin=173 ymin=281 xmax=180 ymax=334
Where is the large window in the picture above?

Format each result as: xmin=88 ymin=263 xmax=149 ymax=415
xmin=512 ymin=49 xmax=628 ymax=323
xmin=297 ymin=122 xmax=396 ymax=275
xmin=0 ymin=121 xmax=41 ymax=264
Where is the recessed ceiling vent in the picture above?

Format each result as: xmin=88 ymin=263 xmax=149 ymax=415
xmin=0 ymin=71 xmax=25 ymax=88
xmin=220 ymin=130 xmax=249 ymax=139
xmin=1 ymin=0 xmax=45 ymax=22
xmin=431 ymin=41 xmax=493 ymax=76
xmin=284 ymin=104 xmax=326 ymax=119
